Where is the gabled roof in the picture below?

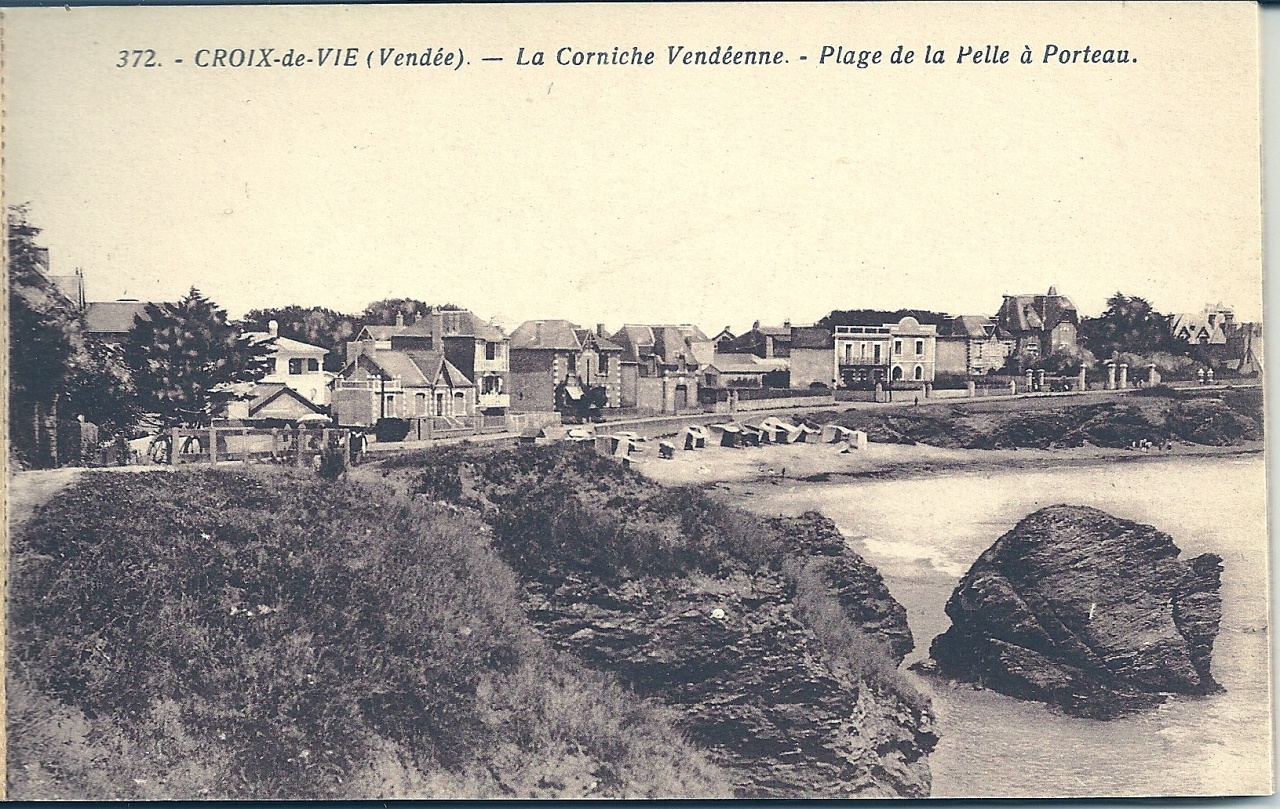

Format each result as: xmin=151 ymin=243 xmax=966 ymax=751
xmin=573 ymin=328 xmax=622 ymax=352
xmin=942 ymin=315 xmax=997 ymax=339
xmin=509 ymin=320 xmax=624 ymax=352
xmin=247 ymin=383 xmax=323 ymax=418
xmin=84 ymin=300 xmax=151 ymax=334
xmin=510 ymin=319 xmax=581 ymax=350
xmin=1170 ymin=313 xmax=1229 ymax=345
xmin=995 ymin=289 xmax=1078 ymax=334
xmin=356 ymin=325 xmax=409 ymax=341
xmin=707 ymin=356 xmax=790 ymax=373
xmin=246 ymin=332 xmax=328 ymax=356
xmin=346 ymin=349 xmax=475 ymax=388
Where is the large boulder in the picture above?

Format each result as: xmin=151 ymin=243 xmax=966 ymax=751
xmin=923 ymin=505 xmax=1223 ymax=719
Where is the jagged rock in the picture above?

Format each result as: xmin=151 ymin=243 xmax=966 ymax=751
xmin=923 ymin=504 xmax=1224 ymax=719
xmin=768 ymin=512 xmax=914 ymax=662
xmin=522 ymin=568 xmax=936 ymax=798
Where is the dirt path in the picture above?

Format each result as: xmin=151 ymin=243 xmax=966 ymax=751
xmin=7 ymin=465 xmax=182 ymax=531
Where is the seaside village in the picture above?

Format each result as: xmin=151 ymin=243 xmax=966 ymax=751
xmin=28 ymin=260 xmax=1265 ymax=468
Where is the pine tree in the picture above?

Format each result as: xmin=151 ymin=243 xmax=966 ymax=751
xmin=125 ymin=288 xmax=274 ymax=426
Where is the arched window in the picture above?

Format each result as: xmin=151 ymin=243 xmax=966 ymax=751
xmin=892 ymin=366 xmax=903 ymax=381
xmin=914 ymin=365 xmax=924 ymax=381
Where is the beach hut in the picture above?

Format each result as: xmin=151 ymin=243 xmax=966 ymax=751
xmin=680 ymin=425 xmax=709 ymax=450
xmin=834 ymin=430 xmax=869 ymax=452
xmin=658 ymin=440 xmax=676 ymax=460
xmin=821 ymin=424 xmax=854 ymax=444
xmin=793 ymin=423 xmax=820 ymax=443
xmin=739 ymin=423 xmax=765 ymax=447
xmin=760 ymin=416 xmax=808 ymax=444
xmin=710 ymin=423 xmax=745 ymax=448
xmin=594 ymin=434 xmax=619 ymax=456
xmin=742 ymin=419 xmax=773 ymax=444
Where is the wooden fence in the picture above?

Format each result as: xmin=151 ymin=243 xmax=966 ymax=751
xmin=153 ymin=426 xmax=351 ymax=466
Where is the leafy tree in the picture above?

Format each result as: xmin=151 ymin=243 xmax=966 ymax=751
xmin=240 ymin=306 xmax=360 ymax=372
xmin=999 ymin=345 xmax=1096 ymax=377
xmin=818 ymin=308 xmax=950 ymax=329
xmin=8 ymin=205 xmax=80 ymax=464
xmin=1079 ymin=293 xmax=1183 ymax=361
xmin=125 ymin=288 xmax=273 ymax=426
xmin=360 ymin=298 xmax=463 ymax=326
xmin=62 ymin=339 xmax=141 ymax=438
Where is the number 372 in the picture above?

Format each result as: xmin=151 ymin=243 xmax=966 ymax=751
xmin=117 ymin=49 xmax=158 ymax=68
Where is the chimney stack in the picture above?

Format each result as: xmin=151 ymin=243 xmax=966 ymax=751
xmin=597 ymin=323 xmax=607 ymax=338
xmin=433 ymin=309 xmax=446 ymax=346
xmin=269 ymin=319 xmax=279 ymax=338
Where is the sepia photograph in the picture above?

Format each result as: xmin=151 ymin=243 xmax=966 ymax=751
xmin=2 ymin=1 xmax=1271 ymax=799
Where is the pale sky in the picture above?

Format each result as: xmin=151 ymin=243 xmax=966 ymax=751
xmin=3 ymin=2 xmax=1264 ymax=333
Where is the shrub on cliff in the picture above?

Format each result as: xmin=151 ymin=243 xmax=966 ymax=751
xmin=9 ymin=469 xmax=730 ymax=799
xmin=1166 ymin=398 xmax=1261 ymax=445
xmin=399 ymin=443 xmax=784 ymax=583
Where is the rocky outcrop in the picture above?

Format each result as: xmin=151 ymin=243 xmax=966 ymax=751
xmin=767 ymin=512 xmax=914 ymax=663
xmin=923 ymin=505 xmax=1223 ymax=719
xmin=523 ymin=568 xmax=935 ymax=798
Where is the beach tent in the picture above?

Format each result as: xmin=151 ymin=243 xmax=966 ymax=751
xmin=680 ymin=425 xmax=709 ymax=450
xmin=821 ymin=424 xmax=855 ymax=443
xmin=739 ymin=424 xmax=765 ymax=447
xmin=742 ymin=419 xmax=773 ymax=444
xmin=710 ymin=423 xmax=745 ymax=448
xmin=834 ymin=430 xmax=869 ymax=452
xmin=792 ymin=423 xmax=820 ymax=443
xmin=760 ymin=417 xmax=807 ymax=444
xmin=658 ymin=440 xmax=676 ymax=460
xmin=595 ymin=434 xmax=620 ymax=456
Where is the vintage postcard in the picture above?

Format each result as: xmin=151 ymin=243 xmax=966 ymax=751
xmin=1 ymin=1 xmax=1269 ymax=799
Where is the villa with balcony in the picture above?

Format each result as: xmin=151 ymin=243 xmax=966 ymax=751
xmin=833 ymin=316 xmax=937 ymax=388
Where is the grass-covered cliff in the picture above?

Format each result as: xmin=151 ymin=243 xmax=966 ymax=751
xmin=8 ymin=469 xmax=731 ymax=799
xmin=377 ymin=443 xmax=936 ymax=797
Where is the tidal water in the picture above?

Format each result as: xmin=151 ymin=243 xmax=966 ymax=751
xmin=744 ymin=456 xmax=1272 ymax=797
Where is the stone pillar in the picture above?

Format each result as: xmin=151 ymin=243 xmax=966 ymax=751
xmin=1148 ymin=364 xmax=1160 ymax=386
xmin=1009 ymin=380 xmax=1017 ymax=395
xmin=967 ymin=380 xmax=977 ymax=398
xmin=1206 ymin=367 xmax=1215 ymax=384
xmin=874 ymin=382 xmax=883 ymax=403
xmin=1035 ymin=369 xmax=1046 ymax=391
xmin=1077 ymin=366 xmax=1087 ymax=391
xmin=1197 ymin=368 xmax=1206 ymax=384
xmin=1105 ymin=361 xmax=1117 ymax=390
xmin=1118 ymin=363 xmax=1128 ymax=390
xmin=1024 ymin=369 xmax=1034 ymax=392
xmin=924 ymin=383 xmax=933 ymax=399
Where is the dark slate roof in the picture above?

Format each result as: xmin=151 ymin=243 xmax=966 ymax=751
xmin=400 ymin=309 xmax=505 ymax=342
xmin=941 ymin=315 xmax=996 ymax=339
xmin=573 ymin=327 xmax=622 ymax=352
xmin=357 ymin=325 xmax=409 ymax=341
xmin=790 ymin=326 xmax=834 ymax=349
xmin=995 ymin=290 xmax=1078 ymax=334
xmin=84 ymin=301 xmax=151 ymax=334
xmin=509 ymin=319 xmax=581 ymax=350
xmin=347 ymin=350 xmax=475 ymax=388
